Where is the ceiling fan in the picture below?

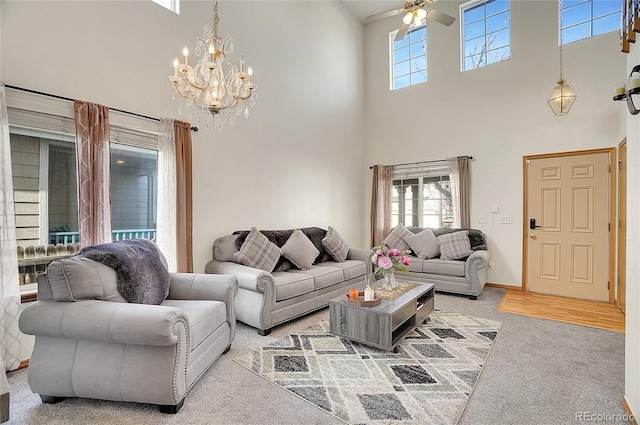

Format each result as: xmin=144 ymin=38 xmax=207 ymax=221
xmin=365 ymin=0 xmax=456 ymax=42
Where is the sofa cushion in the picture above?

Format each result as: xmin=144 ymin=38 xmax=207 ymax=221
xmin=286 ymin=266 xmax=344 ymax=290
xmin=233 ymin=227 xmax=282 ymax=272
xmin=423 ymin=259 xmax=465 ymax=277
xmin=271 ymin=271 xmax=315 ymax=301
xmin=316 ymin=260 xmax=366 ymax=281
xmin=281 ymin=229 xmax=320 ymax=270
xmin=46 ymin=256 xmax=126 ymax=303
xmin=213 ymin=234 xmax=239 ymax=262
xmin=162 ymin=299 xmax=226 ymax=352
xmin=406 ymin=256 xmax=425 ymax=273
xmin=438 ymin=230 xmax=473 ymax=260
xmin=382 ymin=224 xmax=412 ymax=252
xmin=404 ymin=228 xmax=440 ymax=259
xmin=322 ymin=226 xmax=349 ymax=262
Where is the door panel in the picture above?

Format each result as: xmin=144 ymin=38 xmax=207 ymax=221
xmin=526 ymin=152 xmax=610 ymax=301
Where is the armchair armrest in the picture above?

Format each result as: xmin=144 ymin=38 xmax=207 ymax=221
xmin=168 ymin=273 xmax=238 ymax=302
xmin=168 ymin=273 xmax=238 ymax=341
xmin=19 ymin=300 xmax=186 ymax=346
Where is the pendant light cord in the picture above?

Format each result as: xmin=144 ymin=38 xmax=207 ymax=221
xmin=559 ymin=5 xmax=564 ymax=81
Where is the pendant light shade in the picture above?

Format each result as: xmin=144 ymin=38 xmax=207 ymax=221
xmin=548 ymin=6 xmax=576 ymax=116
xmin=547 ymin=78 xmax=577 ymax=116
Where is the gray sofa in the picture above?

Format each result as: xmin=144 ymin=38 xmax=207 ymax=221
xmin=19 ymin=254 xmax=238 ymax=413
xmin=383 ymin=226 xmax=490 ymax=300
xmin=205 ymin=227 xmax=370 ymax=335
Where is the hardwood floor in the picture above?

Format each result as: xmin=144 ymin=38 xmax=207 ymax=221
xmin=498 ymin=290 xmax=625 ymax=333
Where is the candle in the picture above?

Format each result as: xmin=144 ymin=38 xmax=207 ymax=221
xmin=183 ymin=46 xmax=189 ymax=65
xmin=349 ymin=289 xmax=358 ymax=300
xmin=173 ymin=58 xmax=179 ymax=77
xmin=364 ymin=287 xmax=375 ymax=301
xmin=614 ymin=85 xmax=626 ymax=96
xmin=629 ymin=77 xmax=640 ymax=90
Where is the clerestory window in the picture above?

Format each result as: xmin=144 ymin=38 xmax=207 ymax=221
xmin=390 ymin=25 xmax=428 ymax=90
xmin=560 ymin=0 xmax=621 ymax=45
xmin=460 ymin=0 xmax=511 ymax=71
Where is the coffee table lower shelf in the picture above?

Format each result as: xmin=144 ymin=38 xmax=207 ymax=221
xmin=328 ymin=283 xmax=435 ymax=352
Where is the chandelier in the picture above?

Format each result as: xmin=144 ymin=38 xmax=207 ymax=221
xmin=169 ymin=1 xmax=256 ymax=131
xmin=547 ymin=7 xmax=576 ymax=116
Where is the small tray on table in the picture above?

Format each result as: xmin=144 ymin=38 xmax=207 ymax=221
xmin=344 ymin=291 xmax=381 ymax=307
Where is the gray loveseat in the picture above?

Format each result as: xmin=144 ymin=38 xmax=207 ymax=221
xmin=19 ymin=251 xmax=237 ymax=413
xmin=205 ymin=227 xmax=370 ymax=335
xmin=381 ymin=225 xmax=490 ymax=300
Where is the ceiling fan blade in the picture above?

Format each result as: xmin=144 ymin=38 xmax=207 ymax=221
xmin=365 ymin=8 xmax=403 ymax=24
xmin=425 ymin=8 xmax=456 ymax=26
xmin=394 ymin=20 xmax=411 ymax=41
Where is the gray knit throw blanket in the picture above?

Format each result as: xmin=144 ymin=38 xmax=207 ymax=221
xmin=80 ymin=239 xmax=170 ymax=305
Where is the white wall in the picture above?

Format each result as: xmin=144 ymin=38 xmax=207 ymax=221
xmin=1 ymin=0 xmax=365 ymax=361
xmin=625 ymin=44 xmax=640 ymax=419
xmin=1 ymin=0 xmax=366 ymax=273
xmin=363 ymin=0 xmax=626 ymax=286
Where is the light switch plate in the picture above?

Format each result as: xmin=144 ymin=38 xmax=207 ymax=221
xmin=500 ymin=216 xmax=513 ymax=224
xmin=490 ymin=205 xmax=499 ymax=213
xmin=479 ymin=216 xmax=487 ymax=224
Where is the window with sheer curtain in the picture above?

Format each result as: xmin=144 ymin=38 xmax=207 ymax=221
xmin=7 ymin=105 xmax=160 ymax=295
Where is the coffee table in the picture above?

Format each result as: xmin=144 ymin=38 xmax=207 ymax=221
xmin=328 ymin=282 xmax=435 ymax=352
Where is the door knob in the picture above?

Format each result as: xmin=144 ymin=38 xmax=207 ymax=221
xmin=529 ymin=234 xmax=537 ymax=239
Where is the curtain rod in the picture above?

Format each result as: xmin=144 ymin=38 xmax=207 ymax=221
xmin=4 ymin=84 xmax=198 ymax=132
xmin=368 ymin=156 xmax=473 ymax=170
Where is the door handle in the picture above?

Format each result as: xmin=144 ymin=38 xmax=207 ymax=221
xmin=529 ymin=218 xmax=542 ymax=230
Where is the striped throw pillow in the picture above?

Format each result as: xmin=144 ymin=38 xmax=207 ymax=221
xmin=233 ymin=227 xmax=282 ymax=272
xmin=322 ymin=226 xmax=349 ymax=262
xmin=438 ymin=230 xmax=473 ymax=260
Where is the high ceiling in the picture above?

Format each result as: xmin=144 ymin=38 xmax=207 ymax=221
xmin=341 ymin=0 xmax=404 ymax=23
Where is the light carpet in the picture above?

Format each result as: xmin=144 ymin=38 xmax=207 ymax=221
xmin=234 ymin=311 xmax=502 ymax=425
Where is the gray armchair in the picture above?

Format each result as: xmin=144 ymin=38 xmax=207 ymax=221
xmin=19 ymin=258 xmax=238 ymax=414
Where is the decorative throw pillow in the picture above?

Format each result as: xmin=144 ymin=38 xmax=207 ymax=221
xmin=405 ymin=228 xmax=440 ymax=259
xmin=281 ymin=229 xmax=320 ymax=270
xmin=233 ymin=227 xmax=282 ymax=272
xmin=381 ymin=224 xmax=413 ymax=252
xmin=322 ymin=226 xmax=350 ymax=262
xmin=213 ymin=234 xmax=239 ymax=262
xmin=46 ymin=256 xmax=126 ymax=303
xmin=438 ymin=230 xmax=473 ymax=261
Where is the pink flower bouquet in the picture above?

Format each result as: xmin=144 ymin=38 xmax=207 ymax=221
xmin=371 ymin=245 xmax=411 ymax=278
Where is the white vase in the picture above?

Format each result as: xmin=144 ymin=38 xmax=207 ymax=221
xmin=383 ymin=270 xmax=396 ymax=290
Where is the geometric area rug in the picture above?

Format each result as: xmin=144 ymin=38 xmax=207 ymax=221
xmin=234 ymin=311 xmax=502 ymax=425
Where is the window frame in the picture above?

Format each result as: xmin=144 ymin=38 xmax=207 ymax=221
xmin=152 ymin=0 xmax=180 ymax=14
xmin=560 ymin=0 xmax=621 ymax=45
xmin=391 ymin=172 xmax=455 ymax=229
xmin=6 ymin=87 xmax=162 ymax=302
xmin=389 ymin=24 xmax=428 ymax=91
xmin=459 ymin=0 xmax=511 ymax=72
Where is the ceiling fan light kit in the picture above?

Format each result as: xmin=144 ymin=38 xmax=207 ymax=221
xmin=365 ymin=0 xmax=456 ymax=42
